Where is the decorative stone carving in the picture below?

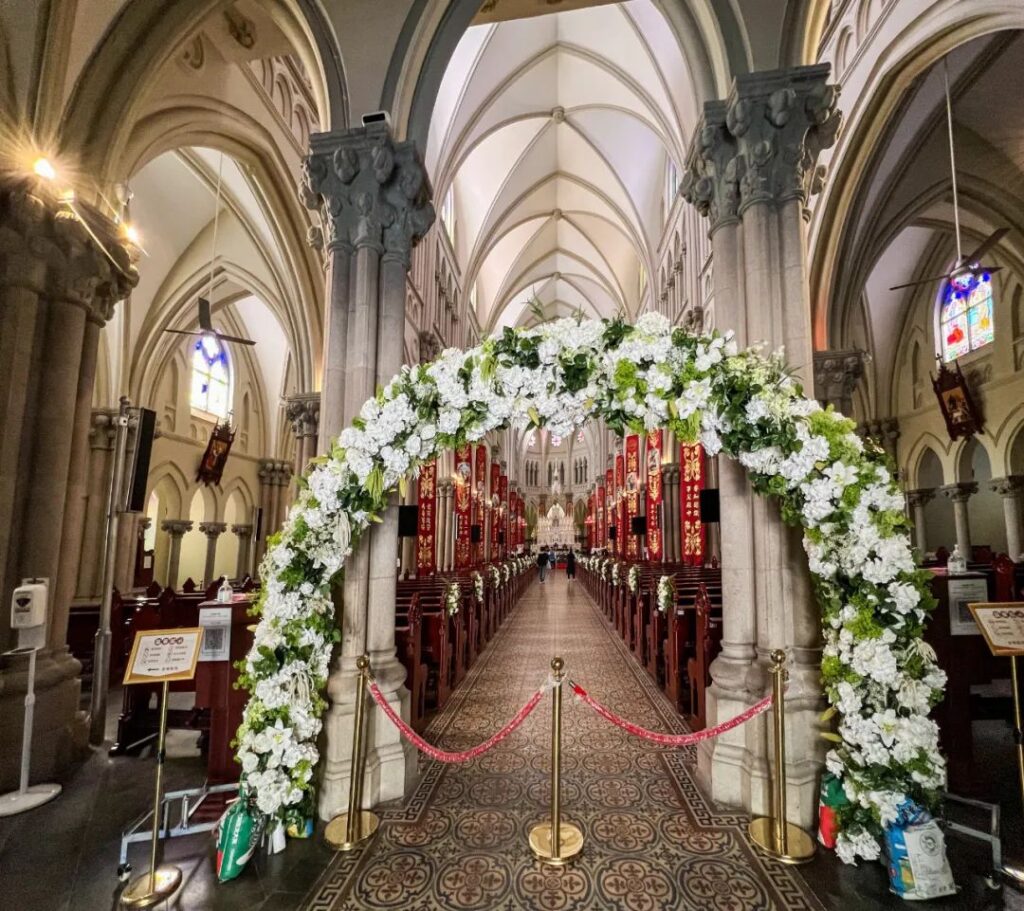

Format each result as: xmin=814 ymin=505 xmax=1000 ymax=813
xmin=906 ymin=488 xmax=935 ymax=510
xmin=302 ymin=124 xmax=435 ymax=263
xmin=224 ymin=9 xmax=256 ymax=49
xmin=419 ymin=329 xmax=442 ymax=364
xmin=683 ymin=65 xmax=841 ymax=226
xmin=199 ymin=521 xmax=227 ymax=538
xmin=941 ymin=482 xmax=977 ymax=504
xmin=286 ymin=392 xmax=321 ymax=439
xmin=161 ymin=519 xmax=194 ymax=537
xmin=180 ymin=35 xmax=205 ymax=71
xmin=813 ymin=348 xmax=864 ymax=415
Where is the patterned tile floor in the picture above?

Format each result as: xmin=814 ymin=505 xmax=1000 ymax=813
xmin=300 ymin=574 xmax=825 ymax=911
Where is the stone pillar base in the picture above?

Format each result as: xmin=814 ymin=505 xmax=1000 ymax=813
xmin=318 ymin=679 xmax=418 ymax=821
xmin=697 ymin=678 xmax=824 ymax=832
xmin=0 ymin=648 xmax=89 ymax=791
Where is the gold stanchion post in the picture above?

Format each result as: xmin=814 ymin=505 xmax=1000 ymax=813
xmin=748 ymin=650 xmax=815 ymax=864
xmin=325 ymin=655 xmax=380 ymax=850
xmin=529 ymin=656 xmax=584 ymax=865
xmin=121 ymin=681 xmax=183 ymax=908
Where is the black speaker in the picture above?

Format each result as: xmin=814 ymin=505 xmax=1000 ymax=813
xmin=498 ymin=532 xmax=505 ymax=545
xmin=608 ymin=525 xmax=617 ymax=541
xmin=125 ymin=408 xmax=157 ymax=512
xmin=700 ymin=489 xmax=720 ymax=524
xmin=471 ymin=524 xmax=482 ymax=543
xmin=398 ymin=504 xmax=418 ymax=537
xmin=631 ymin=515 xmax=647 ymax=536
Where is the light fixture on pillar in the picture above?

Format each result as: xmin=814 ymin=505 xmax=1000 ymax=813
xmin=32 ymin=157 xmax=56 ymax=181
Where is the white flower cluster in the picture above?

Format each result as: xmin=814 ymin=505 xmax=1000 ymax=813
xmin=627 ymin=565 xmax=639 ymax=594
xmin=657 ymin=575 xmax=674 ymax=613
xmin=239 ymin=316 xmax=943 ymax=863
xmin=471 ymin=571 xmax=484 ymax=604
xmin=445 ymin=581 xmax=460 ymax=616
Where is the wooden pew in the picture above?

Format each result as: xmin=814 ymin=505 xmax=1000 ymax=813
xmin=687 ymin=584 xmax=723 ymax=729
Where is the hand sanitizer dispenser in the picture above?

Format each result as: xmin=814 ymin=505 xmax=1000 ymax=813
xmin=0 ymin=579 xmax=61 ymax=816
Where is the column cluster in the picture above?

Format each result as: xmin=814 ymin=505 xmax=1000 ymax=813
xmin=812 ymin=349 xmax=864 ymax=417
xmin=258 ymin=459 xmax=294 ymax=550
xmin=159 ymin=520 xmax=193 ymax=590
xmin=681 ymin=64 xmax=841 ymax=828
xmin=285 ymin=392 xmax=321 ymax=478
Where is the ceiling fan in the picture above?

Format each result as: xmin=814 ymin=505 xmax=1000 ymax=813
xmin=889 ymin=60 xmax=1009 ymax=292
xmin=164 ymin=152 xmax=256 ymax=347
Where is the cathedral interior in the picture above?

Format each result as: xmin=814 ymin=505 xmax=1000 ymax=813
xmin=2 ymin=1 xmax=1024 ymax=909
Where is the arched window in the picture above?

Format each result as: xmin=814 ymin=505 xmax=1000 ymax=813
xmin=939 ymin=272 xmax=995 ymax=362
xmin=440 ymin=186 xmax=456 ymax=247
xmin=664 ymin=160 xmax=680 ymax=220
xmin=191 ymin=335 xmax=231 ymax=418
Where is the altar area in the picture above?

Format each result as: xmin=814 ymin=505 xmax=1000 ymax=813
xmin=535 ymin=499 xmax=575 ymax=549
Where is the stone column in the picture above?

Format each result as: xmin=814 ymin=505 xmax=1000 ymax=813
xmin=274 ymin=461 xmax=294 ymax=532
xmin=0 ymin=177 xmax=136 ymax=789
xmin=161 ymin=520 xmax=193 ymax=589
xmin=302 ymin=123 xmax=433 ymax=817
xmin=232 ymin=524 xmax=254 ymax=579
xmin=286 ymin=392 xmax=321 ymax=480
xmin=905 ymin=489 xmax=935 ymax=557
xmin=813 ymin=349 xmax=864 ymax=417
xmin=991 ymin=476 xmax=1024 ymax=561
xmin=199 ymin=521 xmax=227 ymax=586
xmin=257 ymin=459 xmax=275 ymax=564
xmin=683 ymin=64 xmax=841 ymax=828
xmin=77 ymin=409 xmax=116 ymax=596
xmin=941 ymin=482 xmax=977 ymax=559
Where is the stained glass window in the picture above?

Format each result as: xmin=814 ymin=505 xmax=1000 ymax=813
xmin=191 ymin=335 xmax=231 ymax=418
xmin=940 ymin=273 xmax=994 ymax=363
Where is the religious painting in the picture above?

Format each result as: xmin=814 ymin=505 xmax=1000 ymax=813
xmin=196 ymin=419 xmax=234 ymax=486
xmin=932 ymin=361 xmax=982 ymax=441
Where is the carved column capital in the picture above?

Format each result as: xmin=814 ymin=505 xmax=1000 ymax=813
xmin=941 ymin=482 xmax=978 ymax=504
xmin=285 ymin=391 xmax=321 ymax=438
xmin=0 ymin=178 xmax=137 ymax=322
xmin=991 ymin=475 xmax=1024 ymax=498
xmin=231 ymin=523 xmax=253 ymax=537
xmin=198 ymin=521 xmax=227 ymax=538
xmin=301 ymin=123 xmax=435 ymax=262
xmin=161 ymin=519 xmax=193 ymax=537
xmin=906 ymin=488 xmax=935 ymax=509
xmin=682 ymin=100 xmax=739 ymax=231
xmin=813 ymin=348 xmax=864 ymax=414
xmin=726 ymin=64 xmax=842 ymax=213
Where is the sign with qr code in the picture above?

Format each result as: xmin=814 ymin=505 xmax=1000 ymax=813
xmin=199 ymin=606 xmax=232 ymax=661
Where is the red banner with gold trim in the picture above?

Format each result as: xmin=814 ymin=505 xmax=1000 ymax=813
xmin=416 ymin=461 xmax=437 ymax=574
xmin=646 ymin=430 xmax=663 ymax=560
xmin=597 ymin=483 xmax=606 ymax=550
xmin=681 ymin=443 xmax=705 ymax=565
xmin=605 ymin=469 xmax=613 ymax=549
xmin=625 ymin=435 xmax=640 ymax=559
xmin=474 ymin=444 xmax=487 ymax=565
xmin=615 ymin=453 xmax=625 ymax=557
xmin=490 ymin=461 xmax=500 ymax=559
xmin=455 ymin=444 xmax=472 ymax=568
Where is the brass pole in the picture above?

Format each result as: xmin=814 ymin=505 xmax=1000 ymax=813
xmin=529 ymin=657 xmax=583 ymax=864
xmin=325 ymin=655 xmax=379 ymax=850
xmin=748 ymin=650 xmax=814 ymax=864
xmin=120 ymin=680 xmax=182 ymax=907
xmin=1011 ymin=656 xmax=1024 ymax=812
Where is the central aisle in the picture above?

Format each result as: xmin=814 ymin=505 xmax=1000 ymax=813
xmin=303 ymin=574 xmax=824 ymax=911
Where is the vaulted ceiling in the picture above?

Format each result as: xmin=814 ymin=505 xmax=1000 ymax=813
xmin=427 ymin=1 xmax=698 ymax=333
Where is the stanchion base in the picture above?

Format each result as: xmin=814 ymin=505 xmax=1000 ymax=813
xmin=748 ymin=817 xmax=815 ymax=864
xmin=529 ymin=822 xmax=584 ymax=866
xmin=1000 ymin=863 xmax=1024 ymax=890
xmin=120 ymin=865 xmax=182 ymax=908
xmin=0 ymin=783 xmax=61 ymax=817
xmin=325 ymin=810 xmax=380 ymax=851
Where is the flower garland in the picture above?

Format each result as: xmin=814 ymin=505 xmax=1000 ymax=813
xmin=237 ymin=313 xmax=944 ymax=862
xmin=657 ymin=575 xmax=674 ymax=613
xmin=489 ymin=565 xmax=501 ymax=589
xmin=627 ymin=565 xmax=639 ymax=594
xmin=610 ymin=562 xmax=621 ymax=587
xmin=502 ymin=562 xmax=511 ymax=583
xmin=445 ymin=581 xmax=460 ymax=616
xmin=471 ymin=571 xmax=484 ymax=604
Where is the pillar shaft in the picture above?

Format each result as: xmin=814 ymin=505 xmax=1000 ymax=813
xmin=991 ymin=477 xmax=1024 ymax=561
xmin=906 ymin=489 xmax=935 ymax=557
xmin=942 ymin=483 xmax=977 ymax=559
xmin=162 ymin=521 xmax=193 ymax=589
xmin=199 ymin=522 xmax=227 ymax=587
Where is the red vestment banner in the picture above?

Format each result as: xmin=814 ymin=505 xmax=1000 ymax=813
xmin=646 ymin=430 xmax=663 ymax=560
xmin=474 ymin=445 xmax=487 ymax=565
xmin=625 ymin=435 xmax=640 ymax=559
xmin=604 ymin=469 xmax=613 ymax=549
xmin=498 ymin=474 xmax=508 ymax=559
xmin=455 ymin=444 xmax=472 ymax=568
xmin=597 ymin=484 xmax=606 ymax=550
xmin=416 ymin=461 xmax=437 ymax=574
xmin=490 ymin=462 xmax=500 ymax=558
xmin=615 ymin=454 xmax=625 ymax=557
xmin=681 ymin=443 xmax=705 ymax=565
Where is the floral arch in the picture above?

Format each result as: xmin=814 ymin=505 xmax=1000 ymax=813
xmin=237 ymin=313 xmax=945 ymax=863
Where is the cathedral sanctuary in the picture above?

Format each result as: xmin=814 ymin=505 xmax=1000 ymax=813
xmin=2 ymin=0 xmax=1024 ymax=908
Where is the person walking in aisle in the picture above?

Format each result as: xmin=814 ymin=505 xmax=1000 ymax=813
xmin=566 ymin=548 xmax=576 ymax=582
xmin=537 ymin=548 xmax=549 ymax=583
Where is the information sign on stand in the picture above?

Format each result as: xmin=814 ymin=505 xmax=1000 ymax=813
xmin=120 ymin=628 xmax=203 ymax=909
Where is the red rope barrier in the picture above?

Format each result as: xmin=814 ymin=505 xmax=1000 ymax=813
xmin=368 ymin=681 xmax=544 ymax=763
xmin=570 ymin=681 xmax=772 ymax=746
